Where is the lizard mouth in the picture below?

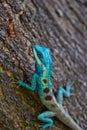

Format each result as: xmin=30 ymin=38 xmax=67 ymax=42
xmin=32 ymin=45 xmax=36 ymax=56
xmin=32 ymin=45 xmax=41 ymax=62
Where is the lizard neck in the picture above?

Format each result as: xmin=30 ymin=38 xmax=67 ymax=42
xmin=42 ymin=64 xmax=52 ymax=78
xmin=35 ymin=63 xmax=52 ymax=77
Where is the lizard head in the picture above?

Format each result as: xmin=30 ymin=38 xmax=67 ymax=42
xmin=32 ymin=45 xmax=52 ymax=72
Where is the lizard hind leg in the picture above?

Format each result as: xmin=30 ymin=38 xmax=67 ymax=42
xmin=57 ymin=83 xmax=72 ymax=104
xmin=38 ymin=111 xmax=55 ymax=129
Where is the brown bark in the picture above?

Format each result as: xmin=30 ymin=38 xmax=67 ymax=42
xmin=0 ymin=0 xmax=87 ymax=130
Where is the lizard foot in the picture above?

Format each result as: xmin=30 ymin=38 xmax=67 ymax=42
xmin=10 ymin=78 xmax=24 ymax=89
xmin=10 ymin=78 xmax=21 ymax=88
xmin=57 ymin=81 xmax=75 ymax=104
xmin=38 ymin=111 xmax=55 ymax=130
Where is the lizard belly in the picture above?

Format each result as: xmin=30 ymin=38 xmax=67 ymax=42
xmin=40 ymin=91 xmax=58 ymax=112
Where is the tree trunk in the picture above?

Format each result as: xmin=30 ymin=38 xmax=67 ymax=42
xmin=0 ymin=0 xmax=87 ymax=130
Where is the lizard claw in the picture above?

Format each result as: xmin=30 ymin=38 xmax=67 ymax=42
xmin=10 ymin=78 xmax=18 ymax=84
xmin=66 ymin=81 xmax=76 ymax=97
xmin=70 ymin=93 xmax=76 ymax=96
xmin=40 ymin=128 xmax=44 ymax=130
xmin=38 ymin=125 xmax=44 ymax=130
xmin=67 ymin=80 xmax=74 ymax=87
xmin=16 ymin=85 xmax=20 ymax=89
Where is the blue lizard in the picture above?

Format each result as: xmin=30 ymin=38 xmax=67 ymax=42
xmin=17 ymin=45 xmax=82 ymax=130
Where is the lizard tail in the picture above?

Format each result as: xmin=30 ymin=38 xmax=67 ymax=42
xmin=56 ymin=105 xmax=83 ymax=130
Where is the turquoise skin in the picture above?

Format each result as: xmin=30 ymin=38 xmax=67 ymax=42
xmin=17 ymin=45 xmax=82 ymax=130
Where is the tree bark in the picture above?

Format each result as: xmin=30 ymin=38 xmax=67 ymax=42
xmin=0 ymin=0 xmax=87 ymax=130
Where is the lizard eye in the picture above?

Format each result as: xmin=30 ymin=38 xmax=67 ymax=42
xmin=37 ymin=53 xmax=43 ymax=58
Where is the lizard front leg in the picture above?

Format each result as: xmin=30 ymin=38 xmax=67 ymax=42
xmin=38 ymin=111 xmax=55 ymax=130
xmin=57 ymin=83 xmax=71 ymax=104
xmin=17 ymin=73 xmax=37 ymax=91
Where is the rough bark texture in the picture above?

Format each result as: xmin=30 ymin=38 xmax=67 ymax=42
xmin=0 ymin=0 xmax=87 ymax=130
